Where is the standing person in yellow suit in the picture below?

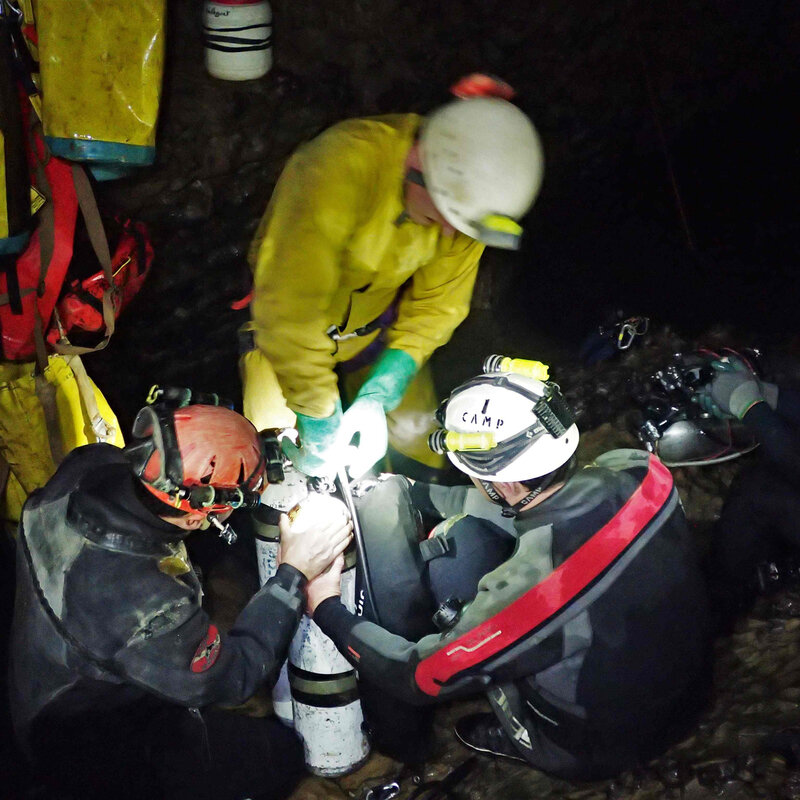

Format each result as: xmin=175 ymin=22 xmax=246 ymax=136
xmin=241 ymin=77 xmax=545 ymax=478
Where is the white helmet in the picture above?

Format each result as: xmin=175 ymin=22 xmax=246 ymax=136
xmin=432 ymin=371 xmax=578 ymax=482
xmin=419 ymin=97 xmax=544 ymax=250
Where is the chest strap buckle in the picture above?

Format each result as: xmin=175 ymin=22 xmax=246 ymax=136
xmin=419 ymin=534 xmax=450 ymax=562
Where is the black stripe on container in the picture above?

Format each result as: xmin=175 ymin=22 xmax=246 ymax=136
xmin=291 ymin=687 xmax=360 ymax=708
xmin=288 ymin=663 xmax=354 ymax=683
xmin=204 ymin=40 xmax=272 ymax=53
xmin=206 ymin=33 xmax=269 ymax=45
xmin=203 ymin=23 xmax=271 ymax=33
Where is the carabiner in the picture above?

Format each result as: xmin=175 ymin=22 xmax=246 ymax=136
xmin=1 ymin=2 xmax=23 ymax=22
xmin=365 ymin=780 xmax=401 ymax=800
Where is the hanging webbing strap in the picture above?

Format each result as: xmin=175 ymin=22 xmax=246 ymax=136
xmin=26 ymin=115 xmax=55 ymax=300
xmin=31 ymin=304 xmax=63 ymax=465
xmin=51 ymin=164 xmax=116 ymax=356
xmin=66 ymin=352 xmax=116 ymax=442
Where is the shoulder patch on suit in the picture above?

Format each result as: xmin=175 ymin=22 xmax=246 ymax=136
xmin=190 ymin=625 xmax=221 ymax=673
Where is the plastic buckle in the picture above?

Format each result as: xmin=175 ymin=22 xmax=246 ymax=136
xmin=90 ymin=413 xmax=115 ymax=443
xmin=432 ymin=596 xmax=464 ymax=631
xmin=326 ymin=324 xmax=345 ymax=342
xmin=533 ymin=389 xmax=573 ymax=438
xmin=419 ymin=535 xmax=449 ymax=562
xmin=326 ymin=323 xmax=373 ymax=343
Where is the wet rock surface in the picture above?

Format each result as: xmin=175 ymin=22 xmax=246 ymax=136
xmin=11 ymin=0 xmax=798 ymax=797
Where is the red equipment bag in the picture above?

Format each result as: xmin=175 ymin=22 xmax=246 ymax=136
xmin=0 ymin=123 xmax=153 ymax=360
xmin=46 ymin=216 xmax=153 ymax=349
xmin=0 ymin=145 xmax=79 ymax=361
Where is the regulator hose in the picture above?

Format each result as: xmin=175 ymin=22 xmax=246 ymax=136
xmin=336 ymin=466 xmax=381 ymax=626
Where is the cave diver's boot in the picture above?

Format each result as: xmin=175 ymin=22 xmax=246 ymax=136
xmin=454 ymin=713 xmax=526 ymax=763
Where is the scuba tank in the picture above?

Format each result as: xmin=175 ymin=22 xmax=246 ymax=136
xmin=255 ymin=458 xmax=370 ymax=776
xmin=253 ymin=462 xmax=308 ymax=728
xmin=286 ymin=485 xmax=369 ymax=776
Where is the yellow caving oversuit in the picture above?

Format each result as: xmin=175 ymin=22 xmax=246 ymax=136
xmin=241 ymin=114 xmax=484 ymax=471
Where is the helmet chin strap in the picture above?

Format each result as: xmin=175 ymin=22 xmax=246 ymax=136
xmin=479 ymin=471 xmax=559 ymax=518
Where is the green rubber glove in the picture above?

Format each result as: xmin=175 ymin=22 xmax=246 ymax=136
xmin=354 ymin=349 xmax=418 ymax=412
xmin=336 ymin=349 xmax=417 ymax=479
xmin=696 ymin=356 xmax=765 ymax=419
xmin=281 ymin=401 xmax=343 ymax=476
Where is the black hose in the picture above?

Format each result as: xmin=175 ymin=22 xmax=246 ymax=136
xmin=336 ymin=467 xmax=381 ymax=626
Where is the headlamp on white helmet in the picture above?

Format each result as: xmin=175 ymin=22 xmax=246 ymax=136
xmin=429 ymin=362 xmax=578 ymax=483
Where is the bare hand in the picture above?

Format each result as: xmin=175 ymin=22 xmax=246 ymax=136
xmin=278 ymin=494 xmax=353 ymax=580
xmin=306 ymin=554 xmax=345 ymax=615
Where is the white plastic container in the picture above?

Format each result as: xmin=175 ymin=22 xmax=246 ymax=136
xmin=203 ymin=0 xmax=272 ymax=81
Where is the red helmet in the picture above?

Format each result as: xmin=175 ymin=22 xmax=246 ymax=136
xmin=125 ymin=404 xmax=266 ymax=514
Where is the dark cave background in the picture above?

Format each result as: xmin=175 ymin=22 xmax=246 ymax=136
xmin=86 ymin=0 xmax=799 ymax=432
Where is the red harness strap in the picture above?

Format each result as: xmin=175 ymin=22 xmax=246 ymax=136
xmin=414 ymin=455 xmax=674 ymax=696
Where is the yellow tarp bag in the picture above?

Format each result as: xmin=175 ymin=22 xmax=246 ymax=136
xmin=36 ymin=0 xmax=166 ymax=180
xmin=0 ymin=354 xmax=123 ymax=528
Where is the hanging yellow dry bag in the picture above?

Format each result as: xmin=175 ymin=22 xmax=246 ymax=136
xmin=36 ymin=0 xmax=166 ymax=180
xmin=0 ymin=355 xmax=124 ymax=529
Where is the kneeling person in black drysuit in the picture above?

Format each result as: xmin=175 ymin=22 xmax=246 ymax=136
xmin=694 ymin=354 xmax=800 ymax=617
xmin=307 ymin=363 xmax=712 ymax=780
xmin=9 ymin=401 xmax=352 ymax=800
